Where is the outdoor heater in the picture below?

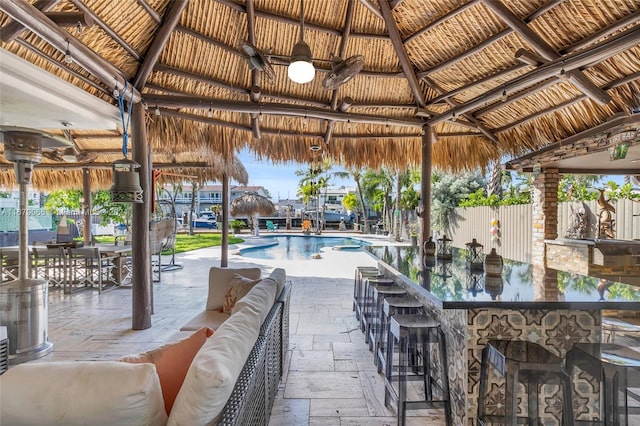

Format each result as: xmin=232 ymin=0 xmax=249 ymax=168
xmin=0 ymin=127 xmax=72 ymax=363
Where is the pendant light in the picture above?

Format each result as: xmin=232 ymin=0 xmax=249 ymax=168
xmin=288 ymin=0 xmax=315 ymax=84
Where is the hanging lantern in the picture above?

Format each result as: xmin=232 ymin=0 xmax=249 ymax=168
xmin=484 ymin=247 xmax=503 ymax=276
xmin=424 ymin=236 xmax=436 ymax=257
xmin=466 ymin=269 xmax=484 ymax=297
xmin=110 ymin=82 xmax=142 ymax=203
xmin=436 ymin=234 xmax=452 ymax=260
xmin=484 ymin=275 xmax=504 ymax=300
xmin=110 ymin=158 xmax=143 ymax=203
xmin=465 ymin=238 xmax=484 ymax=270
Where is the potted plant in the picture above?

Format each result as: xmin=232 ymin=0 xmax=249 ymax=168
xmin=408 ymin=222 xmax=419 ymax=246
xmin=230 ymin=219 xmax=246 ymax=235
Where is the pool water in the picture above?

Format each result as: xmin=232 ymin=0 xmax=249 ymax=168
xmin=240 ymin=236 xmax=368 ymax=260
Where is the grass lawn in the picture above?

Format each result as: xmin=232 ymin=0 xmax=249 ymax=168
xmin=94 ymin=233 xmax=244 ymax=254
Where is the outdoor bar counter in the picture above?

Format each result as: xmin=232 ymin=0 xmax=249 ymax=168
xmin=366 ymin=246 xmax=640 ymax=425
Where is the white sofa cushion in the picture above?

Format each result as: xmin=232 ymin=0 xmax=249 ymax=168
xmin=0 ymin=361 xmax=167 ymax=426
xmin=180 ymin=309 xmax=230 ymax=331
xmin=168 ymin=304 xmax=261 ymax=425
xmin=206 ymin=266 xmax=261 ymax=311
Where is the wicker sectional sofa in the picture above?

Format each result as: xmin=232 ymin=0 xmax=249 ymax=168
xmin=0 ymin=267 xmax=290 ymax=426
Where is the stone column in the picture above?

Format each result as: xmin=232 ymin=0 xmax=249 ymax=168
xmin=531 ymin=168 xmax=559 ymax=268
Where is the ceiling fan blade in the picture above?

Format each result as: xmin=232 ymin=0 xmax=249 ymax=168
xmin=76 ymin=151 xmax=97 ymax=163
xmin=237 ymin=40 xmax=275 ymax=82
xmin=322 ymin=55 xmax=364 ymax=89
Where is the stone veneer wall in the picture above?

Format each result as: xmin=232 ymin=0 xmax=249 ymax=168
xmin=532 ymin=169 xmax=559 ymax=267
xmin=545 ymin=241 xmax=591 ymax=275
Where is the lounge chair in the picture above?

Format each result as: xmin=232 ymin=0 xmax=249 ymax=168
xmin=266 ymin=220 xmax=279 ymax=232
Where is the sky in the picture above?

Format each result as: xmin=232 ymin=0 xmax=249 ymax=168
xmin=237 ymin=148 xmax=355 ymax=201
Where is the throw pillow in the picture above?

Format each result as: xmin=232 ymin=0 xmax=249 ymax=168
xmin=221 ymin=274 xmax=261 ymax=313
xmin=119 ymin=326 xmax=214 ymax=414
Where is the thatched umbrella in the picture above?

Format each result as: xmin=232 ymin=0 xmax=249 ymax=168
xmin=230 ymin=192 xmax=275 ymax=236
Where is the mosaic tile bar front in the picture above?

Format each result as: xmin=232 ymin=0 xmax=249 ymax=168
xmin=378 ymin=262 xmax=602 ymax=425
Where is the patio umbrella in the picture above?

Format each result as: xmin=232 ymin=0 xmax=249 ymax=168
xmin=231 ymin=192 xmax=275 ymax=237
xmin=230 ymin=192 xmax=275 ymax=217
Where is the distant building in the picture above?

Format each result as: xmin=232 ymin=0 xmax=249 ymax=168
xmin=161 ymin=183 xmax=270 ymax=215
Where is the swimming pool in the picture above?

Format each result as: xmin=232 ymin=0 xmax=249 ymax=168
xmin=239 ymin=235 xmax=369 ymax=260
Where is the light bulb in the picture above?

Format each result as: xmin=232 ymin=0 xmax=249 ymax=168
xmin=64 ymin=50 xmax=73 ymax=64
xmin=154 ymin=106 xmax=160 ymax=116
xmin=501 ymin=90 xmax=507 ymax=102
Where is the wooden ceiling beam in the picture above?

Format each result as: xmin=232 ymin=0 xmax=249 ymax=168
xmin=68 ymin=0 xmax=141 ymax=61
xmin=0 ymin=0 xmax=141 ymax=103
xmin=136 ymin=0 xmax=161 ymax=24
xmin=496 ymin=95 xmax=587 ymax=133
xmin=427 ymin=25 xmax=640 ymax=125
xmin=244 ymin=0 xmax=261 ymax=140
xmin=378 ymin=0 xmax=426 ymax=108
xmin=0 ymin=0 xmax=59 ymax=42
xmin=216 ymin=0 xmax=386 ymax=40
xmin=562 ymin=9 xmax=640 ymax=54
xmin=422 ymin=76 xmax=498 ymax=142
xmin=416 ymin=29 xmax=511 ymax=79
xmin=527 ymin=0 xmax=565 ymax=21
xmin=14 ymin=38 xmax=109 ymax=96
xmin=146 ymin=95 xmax=423 ymax=127
xmin=388 ymin=0 xmax=407 ymax=9
xmin=325 ymin=0 xmax=356 ymax=145
xmin=45 ymin=12 xmax=94 ymax=28
xmin=427 ymin=63 xmax=529 ymax=105
xmin=358 ymin=0 xmax=384 ymax=20
xmin=134 ymin=0 xmax=188 ymax=90
xmin=474 ymin=77 xmax=558 ymax=118
xmin=405 ymin=0 xmax=480 ymax=45
xmin=482 ymin=0 xmax=611 ymax=105
xmin=483 ymin=70 xmax=640 ymax=128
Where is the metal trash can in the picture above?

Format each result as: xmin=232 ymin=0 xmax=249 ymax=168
xmin=0 ymin=278 xmax=53 ymax=364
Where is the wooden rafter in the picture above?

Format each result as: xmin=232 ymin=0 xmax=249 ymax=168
xmin=133 ymin=0 xmax=188 ymax=90
xmin=216 ymin=0 xmax=386 ymax=40
xmin=422 ymin=76 xmax=498 ymax=142
xmin=245 ymin=0 xmax=261 ymax=140
xmin=69 ymin=0 xmax=141 ymax=61
xmin=0 ymin=0 xmax=141 ymax=103
xmin=427 ymin=25 xmax=640 ymax=126
xmin=324 ymin=0 xmax=356 ymax=145
xmin=0 ymin=0 xmax=59 ymax=42
xmin=404 ymin=0 xmax=481 ymax=45
xmin=482 ymin=0 xmax=611 ymax=105
xmin=377 ymin=0 xmax=426 ymax=108
xmin=146 ymin=95 xmax=423 ymax=127
xmin=136 ymin=0 xmax=161 ymax=23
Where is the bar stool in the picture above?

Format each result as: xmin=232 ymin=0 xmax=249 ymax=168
xmin=564 ymin=343 xmax=640 ymax=425
xmin=360 ymin=276 xmax=395 ymax=333
xmin=384 ymin=314 xmax=452 ymax=426
xmin=353 ymin=267 xmax=383 ymax=321
xmin=477 ymin=340 xmax=572 ymax=426
xmin=366 ymin=283 xmax=406 ymax=351
xmin=376 ymin=295 xmax=423 ymax=373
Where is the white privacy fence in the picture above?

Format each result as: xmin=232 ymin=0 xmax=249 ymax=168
xmin=447 ymin=199 xmax=639 ymax=263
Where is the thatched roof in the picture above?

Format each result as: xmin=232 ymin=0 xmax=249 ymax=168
xmin=230 ymin=191 xmax=276 ymax=216
xmin=1 ymin=0 xmax=639 ymax=188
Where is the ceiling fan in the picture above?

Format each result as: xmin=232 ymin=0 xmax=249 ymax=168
xmin=237 ymin=0 xmax=364 ymax=88
xmin=43 ymin=147 xmax=98 ymax=163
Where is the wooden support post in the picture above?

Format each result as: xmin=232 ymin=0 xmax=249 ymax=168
xmin=82 ymin=167 xmax=91 ymax=245
xmin=131 ymin=102 xmax=152 ymax=330
xmin=419 ymin=124 xmax=433 ymax=289
xmin=221 ymin=172 xmax=229 ymax=267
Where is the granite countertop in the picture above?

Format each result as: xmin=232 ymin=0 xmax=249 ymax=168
xmin=366 ymin=246 xmax=640 ymax=310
